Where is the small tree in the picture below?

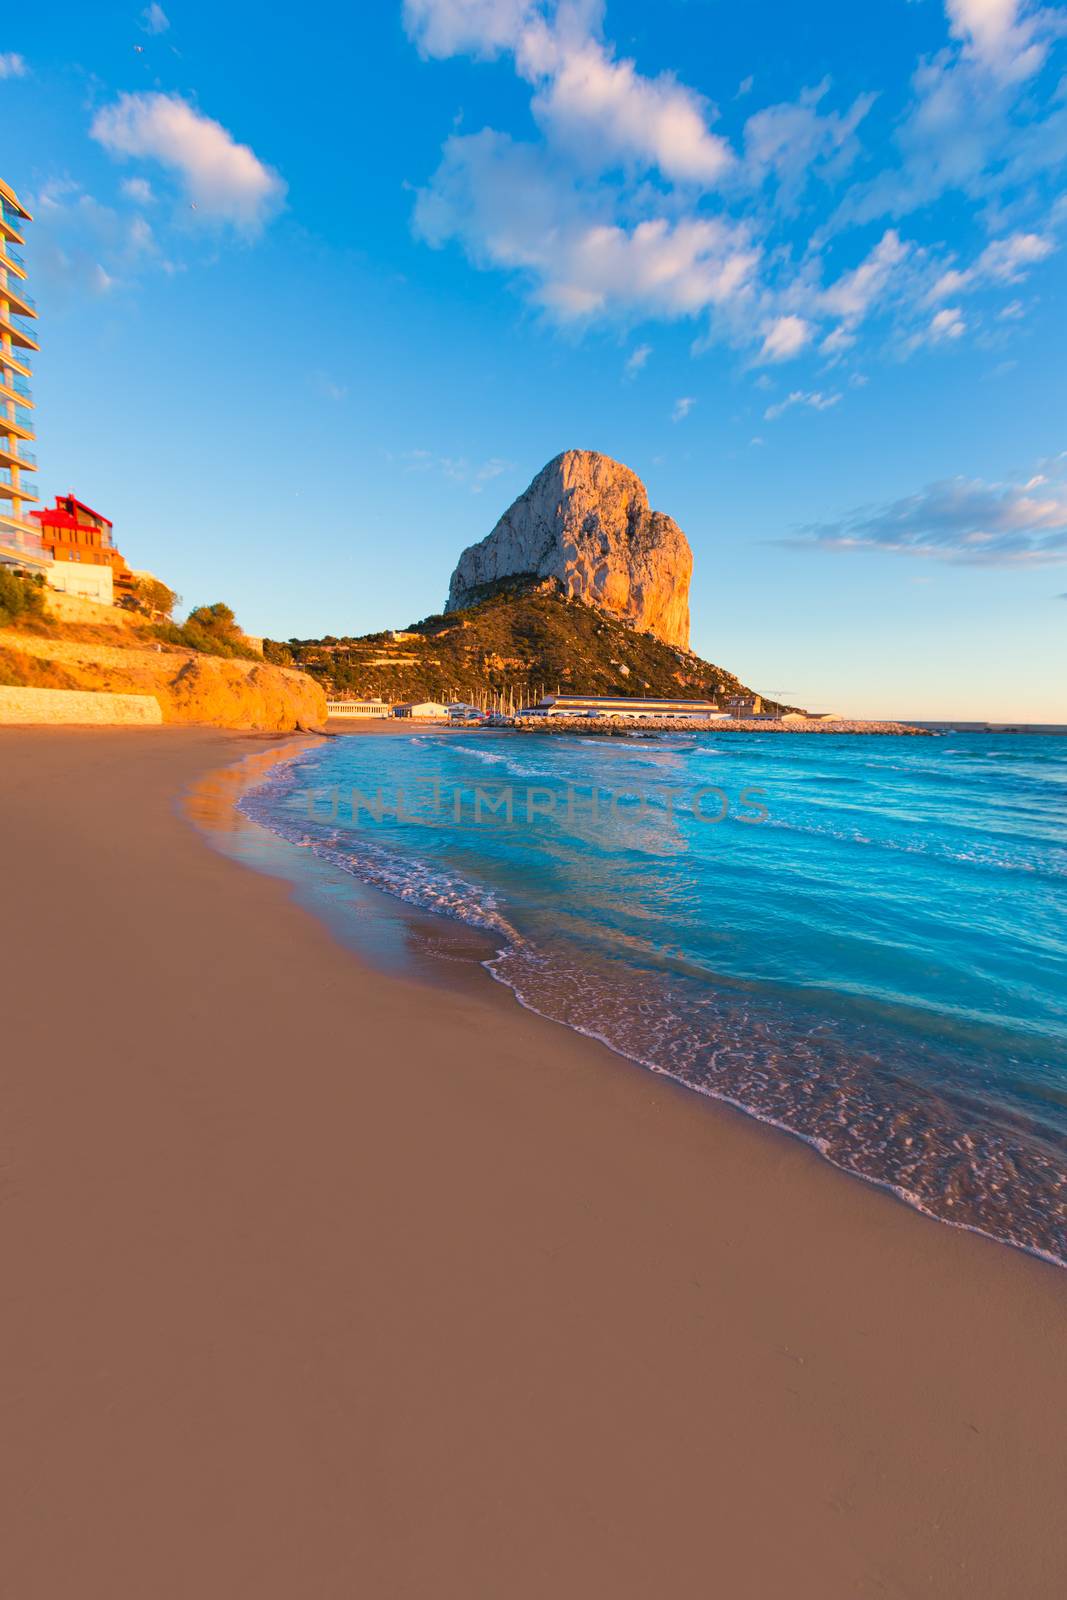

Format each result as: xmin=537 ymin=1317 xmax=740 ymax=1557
xmin=132 ymin=575 xmax=179 ymax=619
xmin=155 ymin=601 xmax=258 ymax=660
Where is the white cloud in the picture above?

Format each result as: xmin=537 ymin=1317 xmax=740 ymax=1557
xmin=403 ymin=0 xmax=1063 ymax=372
xmin=415 ymin=130 xmax=758 ymax=322
xmin=820 ymin=325 xmax=855 ymax=357
xmin=764 ymin=389 xmax=841 ymax=420
xmin=140 ymin=2 xmax=170 ymax=34
xmin=820 ymin=229 xmax=909 ymax=323
xmin=396 ymin=446 xmax=514 ymax=492
xmin=624 ymin=342 xmax=651 ymax=375
xmin=757 ymin=314 xmax=813 ymax=362
xmin=0 ymin=51 xmax=28 ymax=77
xmin=402 ymin=0 xmax=536 ymax=59
xmin=530 ymin=33 xmax=733 ymax=184
xmin=789 ymin=460 xmax=1067 ymax=565
xmin=31 ymin=179 xmax=160 ymax=301
xmin=744 ymin=80 xmax=876 ymax=205
xmin=834 ymin=2 xmax=1067 ymax=232
xmin=91 ymin=92 xmax=285 ymax=232
xmin=977 ymin=230 xmax=1055 ymax=281
xmin=928 ymin=229 xmax=1054 ymax=300
xmin=120 ymin=176 xmax=155 ymax=205
xmin=404 ymin=0 xmax=733 ymax=187
xmin=929 ymin=305 xmax=967 ymax=340
xmin=672 ymin=395 xmax=696 ymax=421
xmin=945 ymin=0 xmax=1049 ymax=81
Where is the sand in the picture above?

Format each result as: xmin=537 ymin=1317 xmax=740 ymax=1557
xmin=1 ymin=726 xmax=1065 ymax=1599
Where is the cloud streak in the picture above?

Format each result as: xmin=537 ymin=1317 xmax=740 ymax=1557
xmin=788 ymin=462 xmax=1067 ymax=566
xmin=764 ymin=389 xmax=841 ymax=420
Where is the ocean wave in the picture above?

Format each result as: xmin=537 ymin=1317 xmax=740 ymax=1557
xmin=761 ymin=813 xmax=1067 ymax=880
xmin=237 ymin=755 xmax=519 ymax=940
xmin=487 ymin=943 xmax=1067 ymax=1269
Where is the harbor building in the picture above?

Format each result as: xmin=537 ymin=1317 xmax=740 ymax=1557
xmin=326 ymin=698 xmax=393 ymax=718
xmin=529 ymin=694 xmax=730 ymax=721
xmin=30 ymin=494 xmax=134 ymax=606
xmin=393 ymin=701 xmax=449 ymax=719
xmin=0 ymin=178 xmax=45 ymax=573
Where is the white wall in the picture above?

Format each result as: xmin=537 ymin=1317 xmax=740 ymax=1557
xmin=46 ymin=562 xmax=114 ymax=605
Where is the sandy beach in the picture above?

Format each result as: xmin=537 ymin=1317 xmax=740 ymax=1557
xmin=2 ymin=726 xmax=1065 ymax=1599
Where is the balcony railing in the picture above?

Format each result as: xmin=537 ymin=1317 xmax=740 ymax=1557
xmin=1 ymin=279 xmax=35 ymax=312
xmin=0 ymin=442 xmax=37 ymax=467
xmin=0 ymin=311 xmax=38 ymax=345
xmin=0 ymin=519 xmax=45 ymax=557
xmin=0 ymin=199 xmax=27 ymax=230
xmin=0 ymin=245 xmax=26 ymax=272
xmin=0 ymin=371 xmax=30 ymax=399
xmin=10 ymin=404 xmax=34 ymax=431
xmin=0 ymin=465 xmax=39 ymax=492
xmin=0 ymin=315 xmax=37 ymax=350
xmin=1 ymin=346 xmax=32 ymax=375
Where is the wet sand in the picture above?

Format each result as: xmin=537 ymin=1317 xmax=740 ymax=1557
xmin=2 ymin=726 xmax=1065 ymax=1599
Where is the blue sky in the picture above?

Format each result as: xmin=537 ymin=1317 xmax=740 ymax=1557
xmin=3 ymin=0 xmax=1067 ymax=718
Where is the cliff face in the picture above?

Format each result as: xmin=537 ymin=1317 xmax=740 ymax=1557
xmin=155 ymin=655 xmax=327 ymax=730
xmin=446 ymin=451 xmax=693 ymax=649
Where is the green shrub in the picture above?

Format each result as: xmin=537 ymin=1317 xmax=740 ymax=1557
xmin=152 ymin=600 xmax=259 ymax=660
xmin=0 ymin=568 xmax=46 ymax=627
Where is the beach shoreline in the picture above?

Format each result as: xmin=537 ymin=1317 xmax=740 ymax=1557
xmin=2 ymin=725 xmax=1066 ymax=1598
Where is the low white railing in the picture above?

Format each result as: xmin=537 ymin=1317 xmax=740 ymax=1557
xmin=326 ymin=700 xmax=392 ymax=717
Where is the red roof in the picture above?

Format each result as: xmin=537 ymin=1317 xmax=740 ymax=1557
xmin=30 ymin=493 xmax=113 ymax=529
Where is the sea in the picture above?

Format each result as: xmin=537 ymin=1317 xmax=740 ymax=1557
xmin=236 ymin=728 xmax=1067 ymax=1266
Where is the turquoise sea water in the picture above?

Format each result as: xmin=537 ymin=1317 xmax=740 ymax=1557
xmin=241 ymin=730 xmax=1067 ymax=1264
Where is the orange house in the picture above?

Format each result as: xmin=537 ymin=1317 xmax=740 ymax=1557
xmin=30 ymin=494 xmax=135 ymax=602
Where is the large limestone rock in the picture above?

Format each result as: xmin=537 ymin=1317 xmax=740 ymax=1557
xmin=446 ymin=450 xmax=692 ymax=649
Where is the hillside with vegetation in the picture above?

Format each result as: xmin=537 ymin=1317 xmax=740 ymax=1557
xmin=268 ymin=578 xmax=766 ymax=708
xmin=0 ymin=573 xmax=326 ymax=731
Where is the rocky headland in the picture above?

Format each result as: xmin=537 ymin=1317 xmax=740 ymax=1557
xmin=446 ymin=450 xmax=693 ymax=650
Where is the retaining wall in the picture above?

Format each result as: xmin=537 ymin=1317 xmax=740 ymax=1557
xmin=0 ymin=686 xmax=163 ymax=726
